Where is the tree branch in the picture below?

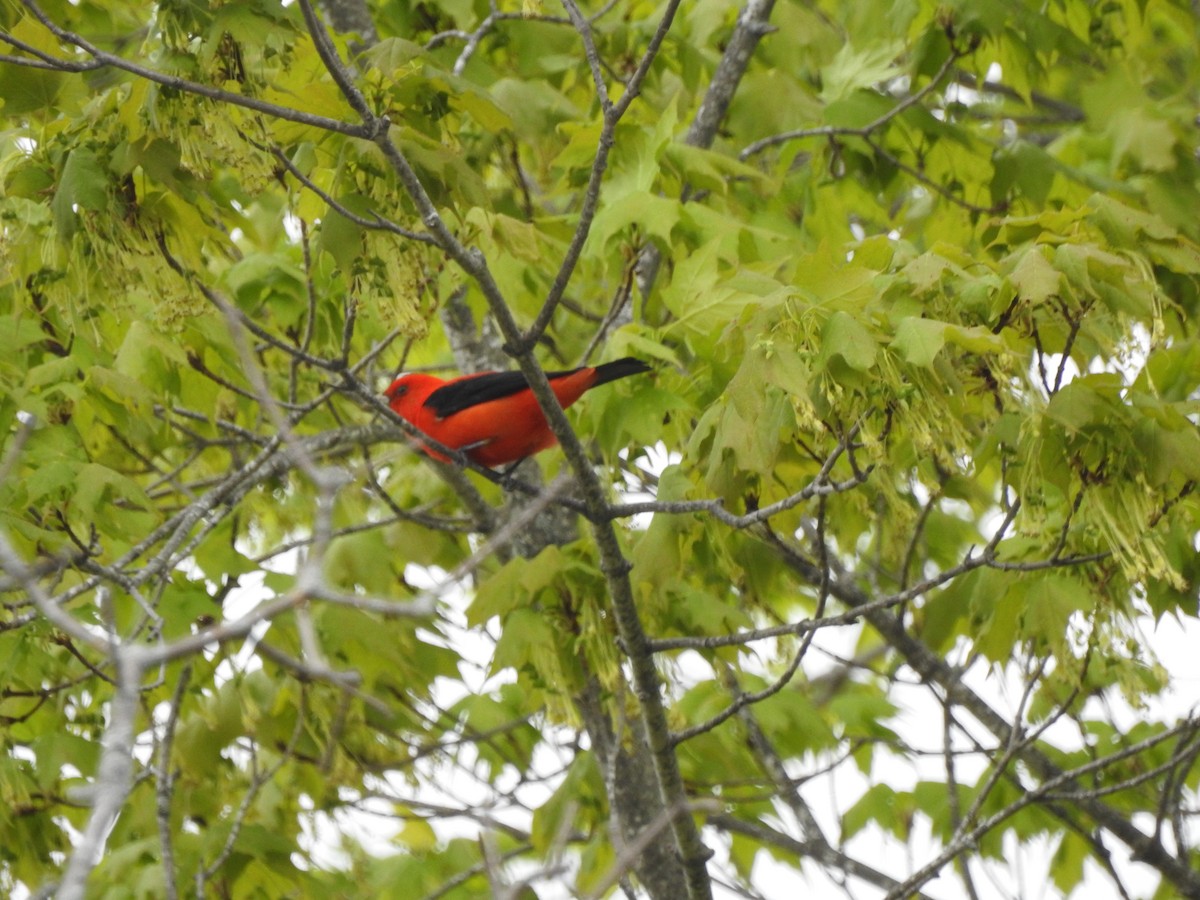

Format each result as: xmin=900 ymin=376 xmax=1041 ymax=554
xmin=15 ymin=0 xmax=368 ymax=137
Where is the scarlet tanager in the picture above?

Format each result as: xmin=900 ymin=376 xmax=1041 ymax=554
xmin=385 ymin=357 xmax=651 ymax=468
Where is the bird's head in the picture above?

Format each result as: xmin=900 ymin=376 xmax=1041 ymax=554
xmin=384 ymin=372 xmax=443 ymax=414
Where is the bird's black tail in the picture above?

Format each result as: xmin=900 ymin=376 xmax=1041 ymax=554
xmin=590 ymin=356 xmax=652 ymax=387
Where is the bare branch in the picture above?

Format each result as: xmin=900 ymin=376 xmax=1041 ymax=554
xmin=688 ymin=0 xmax=777 ymax=149
xmin=55 ymin=652 xmax=142 ymax=900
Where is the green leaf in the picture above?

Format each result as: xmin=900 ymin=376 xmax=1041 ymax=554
xmin=819 ymin=311 xmax=877 ymax=372
xmin=1088 ymin=194 xmax=1177 ymax=244
xmin=942 ymin=324 xmax=1008 ymax=355
xmin=491 ymin=607 xmax=556 ymax=675
xmin=630 ymin=466 xmax=695 ymax=588
xmin=469 ymin=546 xmax=575 ymax=627
xmin=891 ymin=317 xmax=946 ymax=367
xmin=490 ymin=77 xmax=580 ymax=136
xmin=72 ymin=463 xmax=152 ymax=520
xmin=604 ymin=98 xmax=678 ymax=200
xmin=0 ymin=17 xmax=66 ymax=114
xmin=1024 ymin=575 xmax=1091 ymax=650
xmin=671 ymin=584 xmax=753 ymax=635
xmin=1007 ymin=246 xmax=1062 ymax=304
xmin=531 ymin=753 xmax=598 ymax=853
xmin=728 ymin=831 xmax=760 ymax=879
xmin=0 ymin=315 xmax=50 ymax=360
xmin=224 ymin=252 xmax=307 ymax=322
xmin=550 ymin=121 xmax=605 ymax=173
xmin=114 ymin=320 xmax=187 ymax=393
xmin=1134 ymin=415 xmax=1200 ymax=485
xmin=449 ymin=686 xmax=541 ymax=779
xmin=829 ymin=684 xmax=898 ymax=741
xmin=823 ymin=90 xmax=894 ymax=129
xmin=842 ymin=784 xmax=907 ymax=841
xmin=317 ymin=193 xmax=369 ymax=271
xmin=589 ymin=191 xmax=680 ymax=253
xmin=394 ymin=818 xmax=438 ymax=852
xmin=662 ymin=142 xmax=770 ymax=195
xmin=661 ymin=241 xmax=748 ymax=336
xmin=51 ymin=148 xmax=109 ymax=236
xmin=819 ymin=41 xmax=904 ymax=104
xmin=992 ymin=140 xmax=1059 ymax=206
xmin=1111 ymin=108 xmax=1177 ymax=173
xmin=454 ymin=83 xmax=514 ymax=134
xmin=1045 ymin=374 xmax=1123 ymax=432
xmin=1050 ymin=831 xmax=1090 ymax=893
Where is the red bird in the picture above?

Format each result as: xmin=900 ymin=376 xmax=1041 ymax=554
xmin=385 ymin=357 xmax=651 ymax=468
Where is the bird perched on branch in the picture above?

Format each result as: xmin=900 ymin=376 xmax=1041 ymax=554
xmin=385 ymin=357 xmax=651 ymax=468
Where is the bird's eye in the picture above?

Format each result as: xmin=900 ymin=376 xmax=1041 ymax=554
xmin=389 ymin=384 xmax=408 ymax=398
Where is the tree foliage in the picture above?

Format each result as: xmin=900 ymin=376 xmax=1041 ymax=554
xmin=1 ymin=0 xmax=1199 ymax=897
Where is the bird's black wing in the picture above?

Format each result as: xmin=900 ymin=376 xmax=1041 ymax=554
xmin=423 ymin=367 xmax=584 ymax=418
